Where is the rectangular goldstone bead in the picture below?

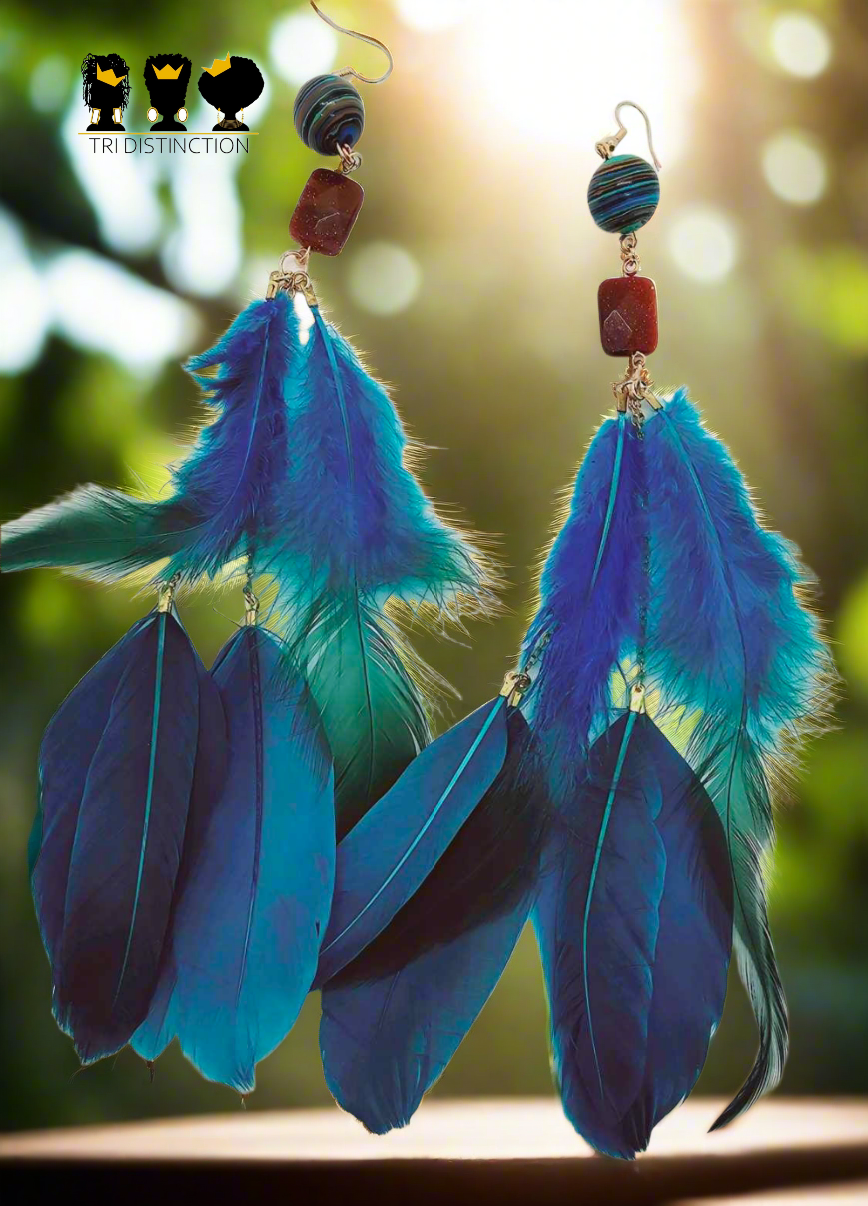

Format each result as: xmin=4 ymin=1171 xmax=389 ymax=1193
xmin=598 ymin=276 xmax=658 ymax=356
xmin=290 ymin=168 xmax=364 ymax=256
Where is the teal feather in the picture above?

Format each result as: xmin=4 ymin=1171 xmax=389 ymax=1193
xmin=133 ymin=626 xmax=334 ymax=1090
xmin=2 ymin=292 xmax=497 ymax=829
xmin=640 ymin=390 xmax=836 ymax=1126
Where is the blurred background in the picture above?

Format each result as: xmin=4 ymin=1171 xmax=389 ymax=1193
xmin=1 ymin=0 xmax=867 ymax=1135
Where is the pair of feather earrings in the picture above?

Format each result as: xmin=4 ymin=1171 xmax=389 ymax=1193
xmin=2 ymin=75 xmax=835 ymax=1160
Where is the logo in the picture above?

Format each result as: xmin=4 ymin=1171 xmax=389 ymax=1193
xmin=79 ymin=50 xmax=263 ymax=151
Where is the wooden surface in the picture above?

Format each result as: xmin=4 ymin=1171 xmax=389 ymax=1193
xmin=2 ymin=1098 xmax=868 ymax=1203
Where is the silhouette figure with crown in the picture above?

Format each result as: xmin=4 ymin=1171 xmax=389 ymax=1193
xmin=143 ymin=54 xmax=192 ymax=131
xmin=82 ymin=53 xmax=130 ymax=131
xmin=197 ymin=54 xmax=263 ymax=132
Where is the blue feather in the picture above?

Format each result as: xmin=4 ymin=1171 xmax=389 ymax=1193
xmin=133 ymin=626 xmax=334 ymax=1091
xmin=31 ymin=618 xmax=152 ymax=966
xmin=3 ymin=292 xmax=498 ymax=832
xmin=522 ymin=388 xmax=834 ymax=1139
xmin=522 ymin=413 xmax=645 ymax=798
xmin=275 ymin=307 xmax=495 ymax=827
xmin=315 ymin=694 xmax=509 ymax=985
xmin=642 ymin=390 xmax=835 ymax=1126
xmin=1 ymin=294 xmax=301 ymax=583
xmin=534 ymin=709 xmax=732 ymax=1159
xmin=51 ymin=610 xmax=203 ymax=1062
xmin=319 ymin=712 xmax=546 ymax=1133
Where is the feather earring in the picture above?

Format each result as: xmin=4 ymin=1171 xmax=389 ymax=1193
xmin=6 ymin=5 xmax=498 ymax=1081
xmin=314 ymin=101 xmax=835 ymax=1152
xmin=520 ymin=101 xmax=836 ymax=1157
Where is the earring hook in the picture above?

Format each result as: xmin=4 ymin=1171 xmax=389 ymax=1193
xmin=595 ymin=100 xmax=662 ymax=171
xmin=309 ymin=1 xmax=393 ymax=85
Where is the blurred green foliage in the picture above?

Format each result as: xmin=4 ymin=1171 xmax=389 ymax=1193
xmin=1 ymin=0 xmax=868 ymax=1134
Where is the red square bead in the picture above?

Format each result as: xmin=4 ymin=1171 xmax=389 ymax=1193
xmin=598 ymin=276 xmax=658 ymax=356
xmin=290 ymin=168 xmax=364 ymax=256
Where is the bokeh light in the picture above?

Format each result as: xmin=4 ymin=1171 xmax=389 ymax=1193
xmin=666 ymin=206 xmax=739 ymax=283
xmin=29 ymin=56 xmax=70 ymax=113
xmin=770 ymin=12 xmax=832 ymax=78
xmin=457 ymin=0 xmax=695 ymax=162
xmin=162 ymin=114 xmax=243 ymax=297
xmin=347 ymin=241 xmax=422 ymax=316
xmin=46 ymin=249 xmax=199 ymax=373
xmin=270 ymin=10 xmax=338 ymax=86
xmin=762 ymin=131 xmax=828 ymax=205
xmin=0 ymin=209 xmax=49 ymax=374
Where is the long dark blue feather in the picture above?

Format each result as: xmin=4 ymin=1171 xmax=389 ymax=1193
xmin=53 ymin=610 xmax=202 ymax=1062
xmin=315 ymin=694 xmax=509 ymax=984
xmin=133 ymin=626 xmax=334 ymax=1091
xmin=534 ymin=710 xmax=732 ymax=1159
xmin=642 ymin=390 xmax=835 ymax=1126
xmin=320 ymin=712 xmax=547 ymax=1133
xmin=31 ymin=618 xmax=152 ymax=966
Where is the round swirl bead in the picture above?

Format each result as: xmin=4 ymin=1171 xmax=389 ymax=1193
xmin=587 ymin=153 xmax=660 ymax=235
xmin=294 ymin=73 xmax=365 ymax=156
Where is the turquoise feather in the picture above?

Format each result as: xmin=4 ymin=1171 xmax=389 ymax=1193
xmin=133 ymin=626 xmax=334 ymax=1090
xmin=642 ymin=391 xmax=835 ymax=1126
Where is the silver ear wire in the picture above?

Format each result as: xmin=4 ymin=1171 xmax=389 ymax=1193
xmin=595 ymin=100 xmax=662 ymax=171
xmin=309 ymin=1 xmax=394 ymax=85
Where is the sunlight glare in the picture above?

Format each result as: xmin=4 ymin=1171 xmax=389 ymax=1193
xmin=461 ymin=0 xmax=694 ymax=162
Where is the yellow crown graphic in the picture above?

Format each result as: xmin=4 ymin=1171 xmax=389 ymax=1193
xmin=95 ymin=64 xmax=126 ymax=87
xmin=152 ymin=62 xmax=183 ymax=80
xmin=204 ymin=54 xmax=232 ymax=77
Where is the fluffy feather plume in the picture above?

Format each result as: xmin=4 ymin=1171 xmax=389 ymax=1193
xmin=642 ymin=389 xmax=836 ymax=1127
xmin=276 ymin=308 xmax=496 ymax=829
xmin=1 ymin=295 xmax=301 ymax=583
xmin=522 ymin=413 xmax=645 ymax=796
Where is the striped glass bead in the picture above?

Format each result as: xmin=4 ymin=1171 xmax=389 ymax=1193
xmin=294 ymin=73 xmax=365 ymax=156
xmin=587 ymin=154 xmax=660 ymax=235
